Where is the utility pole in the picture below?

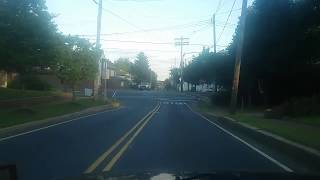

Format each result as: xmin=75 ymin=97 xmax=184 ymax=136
xmin=212 ymin=14 xmax=217 ymax=53
xmin=94 ymin=0 xmax=103 ymax=100
xmin=175 ymin=37 xmax=189 ymax=92
xmin=230 ymin=0 xmax=248 ymax=114
xmin=96 ymin=0 xmax=102 ymax=49
xmin=102 ymin=59 xmax=107 ymax=100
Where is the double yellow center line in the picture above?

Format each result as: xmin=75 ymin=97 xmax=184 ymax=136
xmin=84 ymin=103 xmax=161 ymax=174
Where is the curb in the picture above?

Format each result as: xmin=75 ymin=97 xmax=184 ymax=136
xmin=0 ymin=104 xmax=120 ymax=139
xmin=219 ymin=115 xmax=320 ymax=158
xmin=203 ymin=112 xmax=320 ymax=173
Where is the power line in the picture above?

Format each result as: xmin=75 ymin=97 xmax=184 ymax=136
xmin=102 ymin=8 xmax=142 ymax=30
xmin=88 ymin=38 xmax=223 ymax=49
xmin=215 ymin=8 xmax=241 ymax=16
xmin=78 ymin=19 xmax=211 ymax=37
xmin=103 ymin=47 xmax=178 ymax=53
xmin=216 ymin=21 xmax=237 ymax=26
xmin=215 ymin=24 xmax=236 ymax=29
xmin=91 ymin=0 xmax=142 ymax=30
xmin=215 ymin=0 xmax=224 ymax=13
xmin=217 ymin=0 xmax=237 ymax=43
xmin=188 ymin=24 xmax=212 ymax=36
xmin=88 ymin=39 xmax=210 ymax=46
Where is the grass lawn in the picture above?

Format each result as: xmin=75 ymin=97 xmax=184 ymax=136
xmin=0 ymin=87 xmax=64 ymax=100
xmin=296 ymin=116 xmax=320 ymax=126
xmin=0 ymin=99 xmax=112 ymax=128
xmin=230 ymin=114 xmax=320 ymax=150
xmin=197 ymin=102 xmax=320 ymax=150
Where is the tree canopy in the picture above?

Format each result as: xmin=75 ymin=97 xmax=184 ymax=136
xmin=53 ymin=36 xmax=99 ymax=94
xmin=0 ymin=0 xmax=59 ymax=73
xmin=182 ymin=0 xmax=320 ymax=106
xmin=114 ymin=58 xmax=133 ymax=73
xmin=131 ymin=52 xmax=151 ymax=83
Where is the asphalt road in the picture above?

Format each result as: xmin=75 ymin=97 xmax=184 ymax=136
xmin=0 ymin=90 xmax=291 ymax=180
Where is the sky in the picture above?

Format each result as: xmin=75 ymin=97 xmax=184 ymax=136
xmin=46 ymin=0 xmax=253 ymax=80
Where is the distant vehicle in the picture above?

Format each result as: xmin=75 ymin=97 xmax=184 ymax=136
xmin=201 ymin=87 xmax=214 ymax=92
xmin=138 ymin=82 xmax=151 ymax=90
xmin=217 ymin=87 xmax=228 ymax=93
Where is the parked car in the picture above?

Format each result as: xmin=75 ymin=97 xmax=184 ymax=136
xmin=202 ymin=87 xmax=214 ymax=92
xmin=138 ymin=82 xmax=151 ymax=90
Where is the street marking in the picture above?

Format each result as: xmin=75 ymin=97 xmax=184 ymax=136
xmin=185 ymin=104 xmax=294 ymax=172
xmin=103 ymin=105 xmax=160 ymax=172
xmin=84 ymin=104 xmax=160 ymax=174
xmin=0 ymin=107 xmax=124 ymax=142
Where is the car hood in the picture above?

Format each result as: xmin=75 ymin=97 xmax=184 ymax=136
xmin=61 ymin=171 xmax=320 ymax=180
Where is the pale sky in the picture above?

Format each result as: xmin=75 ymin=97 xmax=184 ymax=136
xmin=46 ymin=0 xmax=253 ymax=80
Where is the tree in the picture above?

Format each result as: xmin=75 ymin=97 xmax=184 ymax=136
xmin=131 ymin=52 xmax=151 ymax=83
xmin=53 ymin=36 xmax=99 ymax=100
xmin=170 ymin=68 xmax=180 ymax=90
xmin=150 ymin=70 xmax=157 ymax=89
xmin=163 ymin=78 xmax=172 ymax=90
xmin=173 ymin=0 xmax=320 ymax=108
xmin=227 ymin=0 xmax=320 ymax=106
xmin=0 ymin=0 xmax=59 ymax=73
xmin=114 ymin=58 xmax=133 ymax=73
xmin=183 ymin=48 xmax=233 ymax=91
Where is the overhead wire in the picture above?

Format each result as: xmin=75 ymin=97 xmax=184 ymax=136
xmin=215 ymin=0 xmax=224 ymax=13
xmin=85 ymin=38 xmax=211 ymax=47
xmin=103 ymin=47 xmax=178 ymax=53
xmin=217 ymin=0 xmax=237 ymax=43
xmin=91 ymin=0 xmax=142 ymax=30
xmin=215 ymin=8 xmax=241 ymax=16
xmin=78 ymin=19 xmax=211 ymax=37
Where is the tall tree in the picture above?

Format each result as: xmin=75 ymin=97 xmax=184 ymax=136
xmin=150 ymin=70 xmax=157 ymax=89
xmin=114 ymin=58 xmax=133 ymax=73
xmin=0 ymin=0 xmax=59 ymax=73
xmin=229 ymin=0 xmax=320 ymax=106
xmin=53 ymin=36 xmax=99 ymax=100
xmin=170 ymin=68 xmax=180 ymax=85
xmin=131 ymin=52 xmax=151 ymax=83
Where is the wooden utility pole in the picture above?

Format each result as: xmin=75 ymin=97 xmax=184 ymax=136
xmin=212 ymin=14 xmax=217 ymax=53
xmin=96 ymin=0 xmax=102 ymax=49
xmin=175 ymin=37 xmax=189 ymax=92
xmin=230 ymin=0 xmax=248 ymax=114
xmin=94 ymin=0 xmax=103 ymax=100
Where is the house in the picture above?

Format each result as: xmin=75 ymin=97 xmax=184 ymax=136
xmin=106 ymin=61 xmax=134 ymax=89
xmin=156 ymin=81 xmax=165 ymax=90
xmin=0 ymin=71 xmax=18 ymax=88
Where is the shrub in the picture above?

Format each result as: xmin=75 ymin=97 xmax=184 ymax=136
xmin=7 ymin=75 xmax=51 ymax=91
xmin=211 ymin=92 xmax=231 ymax=107
xmin=270 ymin=95 xmax=320 ymax=118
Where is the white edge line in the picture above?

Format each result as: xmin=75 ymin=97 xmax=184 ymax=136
xmin=185 ymin=103 xmax=294 ymax=172
xmin=0 ymin=107 xmax=123 ymax=142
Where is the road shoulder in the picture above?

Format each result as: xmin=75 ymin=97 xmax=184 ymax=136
xmin=0 ymin=103 xmax=121 ymax=140
xmin=190 ymin=103 xmax=320 ymax=174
